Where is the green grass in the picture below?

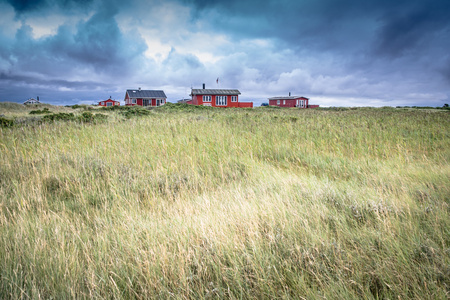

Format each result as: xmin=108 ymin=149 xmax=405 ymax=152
xmin=0 ymin=104 xmax=449 ymax=299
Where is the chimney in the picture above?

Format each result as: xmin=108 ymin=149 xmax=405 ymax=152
xmin=203 ymin=83 xmax=205 ymax=89
xmin=289 ymin=92 xmax=291 ymax=96
xmin=138 ymin=87 xmax=141 ymax=91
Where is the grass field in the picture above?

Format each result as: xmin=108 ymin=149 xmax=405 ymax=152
xmin=0 ymin=102 xmax=449 ymax=299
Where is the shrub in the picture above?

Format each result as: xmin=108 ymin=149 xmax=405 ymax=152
xmin=42 ymin=113 xmax=76 ymax=122
xmin=0 ymin=117 xmax=14 ymax=128
xmin=29 ymin=108 xmax=51 ymax=115
xmin=101 ymin=105 xmax=129 ymax=111
xmin=79 ymin=112 xmax=108 ymax=123
xmin=119 ymin=106 xmax=152 ymax=118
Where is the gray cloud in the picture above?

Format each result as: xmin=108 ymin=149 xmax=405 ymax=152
xmin=5 ymin=0 xmax=94 ymax=15
xmin=1 ymin=0 xmax=449 ymax=106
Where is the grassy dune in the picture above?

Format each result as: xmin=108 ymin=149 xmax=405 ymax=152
xmin=0 ymin=104 xmax=449 ymax=299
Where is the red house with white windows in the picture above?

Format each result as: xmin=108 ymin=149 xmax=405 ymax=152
xmin=98 ymin=98 xmax=120 ymax=107
xmin=190 ymin=84 xmax=253 ymax=108
xmin=268 ymin=95 xmax=310 ymax=108
xmin=124 ymin=88 xmax=167 ymax=107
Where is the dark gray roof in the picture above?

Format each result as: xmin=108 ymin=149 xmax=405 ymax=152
xmin=126 ymin=89 xmax=167 ymax=98
xmin=268 ymin=96 xmax=309 ymax=100
xmin=191 ymin=89 xmax=241 ymax=95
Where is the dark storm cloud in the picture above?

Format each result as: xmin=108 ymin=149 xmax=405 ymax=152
xmin=0 ymin=72 xmax=117 ymax=105
xmin=1 ymin=0 xmax=449 ymax=106
xmin=183 ymin=0 xmax=450 ymax=56
xmin=0 ymin=1 xmax=149 ymax=102
xmin=373 ymin=0 xmax=450 ymax=58
xmin=0 ymin=72 xmax=109 ymax=89
xmin=2 ymin=5 xmax=147 ymax=77
xmin=6 ymin=0 xmax=94 ymax=14
xmin=180 ymin=0 xmax=450 ymax=104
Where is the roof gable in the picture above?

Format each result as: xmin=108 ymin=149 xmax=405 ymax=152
xmin=126 ymin=89 xmax=167 ymax=98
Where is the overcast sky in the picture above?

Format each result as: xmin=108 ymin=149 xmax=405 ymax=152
xmin=0 ymin=0 xmax=449 ymax=106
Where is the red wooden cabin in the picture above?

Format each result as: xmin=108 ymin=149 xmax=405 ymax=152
xmin=190 ymin=84 xmax=253 ymax=108
xmin=98 ymin=98 xmax=120 ymax=107
xmin=268 ymin=95 xmax=309 ymax=108
xmin=124 ymin=88 xmax=167 ymax=107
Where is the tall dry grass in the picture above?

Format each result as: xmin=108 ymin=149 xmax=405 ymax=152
xmin=0 ymin=104 xmax=449 ymax=298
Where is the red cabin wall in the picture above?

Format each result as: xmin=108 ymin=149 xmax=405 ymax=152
xmin=269 ymin=98 xmax=309 ymax=108
xmin=191 ymin=93 xmax=253 ymax=108
xmin=193 ymin=94 xmax=240 ymax=107
xmin=99 ymin=99 xmax=120 ymax=106
xmin=238 ymin=102 xmax=253 ymax=108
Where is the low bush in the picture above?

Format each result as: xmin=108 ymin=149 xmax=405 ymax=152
xmin=42 ymin=112 xmax=76 ymax=122
xmin=101 ymin=105 xmax=129 ymax=111
xmin=0 ymin=117 xmax=14 ymax=128
xmin=29 ymin=108 xmax=51 ymax=114
xmin=156 ymin=102 xmax=214 ymax=112
xmin=41 ymin=112 xmax=108 ymax=123
xmin=79 ymin=112 xmax=108 ymax=123
xmin=119 ymin=106 xmax=152 ymax=118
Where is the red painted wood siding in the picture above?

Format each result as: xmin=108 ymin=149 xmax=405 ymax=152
xmin=192 ymin=94 xmax=248 ymax=107
xmin=238 ymin=102 xmax=253 ymax=108
xmin=98 ymin=99 xmax=120 ymax=106
xmin=269 ymin=97 xmax=309 ymax=108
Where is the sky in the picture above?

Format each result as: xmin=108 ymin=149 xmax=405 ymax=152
xmin=0 ymin=0 xmax=449 ymax=107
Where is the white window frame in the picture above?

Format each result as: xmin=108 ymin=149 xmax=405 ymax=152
xmin=231 ymin=96 xmax=237 ymax=102
xmin=283 ymin=100 xmax=285 ymax=105
xmin=101 ymin=102 xmax=105 ymax=105
xmin=106 ymin=102 xmax=112 ymax=107
xmin=277 ymin=100 xmax=280 ymax=105
xmin=203 ymin=95 xmax=211 ymax=102
xmin=132 ymin=99 xmax=137 ymax=104
xmin=216 ymin=95 xmax=227 ymax=106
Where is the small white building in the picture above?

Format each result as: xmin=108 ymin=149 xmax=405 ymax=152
xmin=24 ymin=97 xmax=40 ymax=105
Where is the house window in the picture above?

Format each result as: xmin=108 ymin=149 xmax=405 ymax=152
xmin=101 ymin=102 xmax=105 ymax=105
xmin=107 ymin=102 xmax=112 ymax=106
xmin=283 ymin=100 xmax=285 ymax=105
xmin=277 ymin=100 xmax=280 ymax=105
xmin=132 ymin=99 xmax=137 ymax=104
xmin=203 ymin=96 xmax=211 ymax=102
xmin=216 ymin=95 xmax=227 ymax=106
xmin=231 ymin=96 xmax=237 ymax=102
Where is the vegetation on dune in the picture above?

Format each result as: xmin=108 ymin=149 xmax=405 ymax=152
xmin=0 ymin=104 xmax=449 ymax=299
xmin=29 ymin=108 xmax=52 ymax=115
